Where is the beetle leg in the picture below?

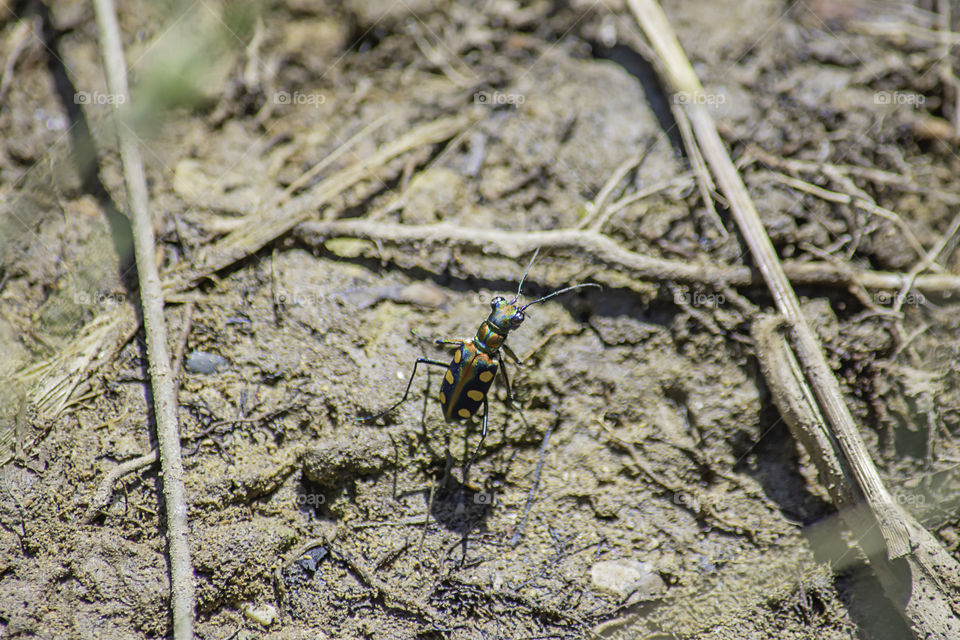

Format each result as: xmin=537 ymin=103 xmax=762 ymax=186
xmin=497 ymin=353 xmax=528 ymax=427
xmin=462 ymin=396 xmax=489 ymax=485
xmin=357 ymin=357 xmax=449 ymax=421
xmin=501 ymin=344 xmax=522 ymax=366
xmin=479 ymin=396 xmax=489 ymax=446
xmin=497 ymin=353 xmax=514 ymax=404
xmin=435 ymin=338 xmax=469 ymax=348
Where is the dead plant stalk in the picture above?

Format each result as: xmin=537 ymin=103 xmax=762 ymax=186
xmin=92 ymin=0 xmax=195 ymax=638
xmin=627 ymin=0 xmax=960 ymax=637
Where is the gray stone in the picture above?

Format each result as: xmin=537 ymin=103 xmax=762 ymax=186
xmin=590 ymin=559 xmax=666 ymax=602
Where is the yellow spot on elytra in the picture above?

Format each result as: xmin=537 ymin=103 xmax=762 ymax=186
xmin=445 ymin=370 xmax=454 ymax=384
xmin=439 ymin=391 xmax=446 ymax=405
xmin=454 ymin=349 xmax=461 ymax=363
xmin=479 ymin=371 xmax=494 ymax=383
xmin=458 ymin=408 xmax=472 ymax=419
xmin=467 ymin=390 xmax=484 ymax=402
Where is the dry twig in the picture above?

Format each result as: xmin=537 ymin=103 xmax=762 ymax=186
xmin=671 ymin=104 xmax=727 ymax=236
xmin=747 ymin=144 xmax=960 ymax=205
xmin=0 ymin=18 xmax=33 ymax=104
xmin=753 ymin=169 xmax=932 ymax=265
xmin=892 ymin=211 xmax=960 ymax=314
xmin=753 ymin=317 xmax=960 ymax=638
xmin=169 ymin=113 xmax=474 ymax=290
xmin=577 ymin=151 xmax=645 ymax=231
xmin=83 ymin=450 xmax=159 ymax=523
xmin=92 ymin=0 xmax=194 ymax=637
xmin=292 ymin=219 xmax=960 ymax=296
xmin=627 ymin=0 xmax=960 ymax=636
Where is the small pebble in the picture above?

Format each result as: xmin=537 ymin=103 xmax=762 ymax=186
xmin=242 ymin=602 xmax=277 ymax=627
xmin=295 ymin=545 xmax=328 ymax=574
xmin=590 ymin=559 xmax=665 ymax=602
xmin=185 ymin=350 xmax=228 ymax=374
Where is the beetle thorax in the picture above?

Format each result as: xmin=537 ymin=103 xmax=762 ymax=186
xmin=474 ymin=320 xmax=506 ymax=353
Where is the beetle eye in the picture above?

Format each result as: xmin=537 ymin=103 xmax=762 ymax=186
xmin=511 ymin=312 xmax=525 ymax=326
xmin=490 ymin=296 xmax=505 ymax=308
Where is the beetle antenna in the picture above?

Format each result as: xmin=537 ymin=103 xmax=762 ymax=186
xmin=511 ymin=248 xmax=540 ymax=303
xmin=520 ymin=283 xmax=601 ymax=311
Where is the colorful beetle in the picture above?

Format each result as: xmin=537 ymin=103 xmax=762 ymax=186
xmin=360 ymin=249 xmax=599 ymax=467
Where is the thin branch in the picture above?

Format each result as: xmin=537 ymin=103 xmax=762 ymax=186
xmin=672 ymin=104 xmax=727 ymax=236
xmin=892 ymin=210 xmax=960 ymax=314
xmin=577 ymin=151 xmax=644 ymax=231
xmin=83 ymin=450 xmax=159 ymax=523
xmin=626 ymin=0 xmax=960 ymax=636
xmin=604 ymin=171 xmax=695 ymax=217
xmin=170 ymin=113 xmax=474 ymax=290
xmin=273 ymin=114 xmax=392 ymax=208
xmin=746 ymin=144 xmax=960 ymax=205
xmin=629 ymin=0 xmax=910 ymax=554
xmin=92 ymin=1 xmax=194 ymax=638
xmin=292 ymin=219 xmax=960 ymax=296
xmin=754 ymin=169 xmax=932 ymax=266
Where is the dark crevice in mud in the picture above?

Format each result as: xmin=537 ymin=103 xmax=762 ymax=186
xmin=734 ymin=398 xmax=832 ymax=526
xmin=344 ymin=21 xmax=386 ymax=55
xmin=589 ymin=42 xmax=685 ymax=157
xmin=281 ymin=245 xmax=616 ymax=320
xmin=834 ymin=562 xmax=913 ymax=640
xmin=731 ymin=390 xmax=910 ymax=638
xmin=34 ymin=1 xmax=139 ymax=297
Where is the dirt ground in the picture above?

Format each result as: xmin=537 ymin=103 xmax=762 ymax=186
xmin=2 ymin=0 xmax=960 ymax=638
